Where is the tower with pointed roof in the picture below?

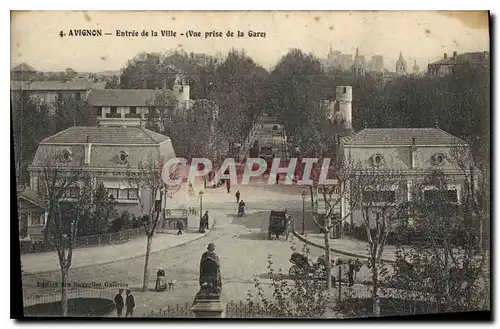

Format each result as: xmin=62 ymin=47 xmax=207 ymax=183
xmin=412 ymin=59 xmax=420 ymax=75
xmin=351 ymin=47 xmax=366 ymax=76
xmin=396 ymin=52 xmax=407 ymax=76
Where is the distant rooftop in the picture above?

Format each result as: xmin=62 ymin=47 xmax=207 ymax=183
xmin=11 ymin=62 xmax=37 ymax=72
xmin=40 ymin=126 xmax=170 ymax=145
xmin=87 ymin=89 xmax=175 ymax=107
xmin=342 ymin=128 xmax=466 ymax=146
xmin=429 ymin=51 xmax=489 ymax=66
xmin=10 ymin=80 xmax=106 ymax=91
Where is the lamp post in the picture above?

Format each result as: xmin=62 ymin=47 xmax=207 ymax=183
xmin=199 ymin=190 xmax=204 ymax=232
xmin=301 ymin=191 xmax=306 ymax=235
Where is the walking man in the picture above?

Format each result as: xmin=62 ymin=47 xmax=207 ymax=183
xmin=114 ymin=289 xmax=124 ymax=317
xmin=347 ymin=259 xmax=355 ymax=287
xmin=226 ymin=179 xmax=231 ymax=193
xmin=176 ymin=220 xmax=184 ymax=235
xmin=125 ymin=290 xmax=135 ymax=317
xmin=235 ymin=190 xmax=240 ymax=204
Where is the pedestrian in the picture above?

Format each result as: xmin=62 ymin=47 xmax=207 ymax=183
xmin=125 ymin=290 xmax=135 ymax=317
xmin=176 ymin=220 xmax=184 ymax=235
xmin=354 ymin=258 xmax=362 ymax=281
xmin=285 ymin=217 xmax=292 ymax=241
xmin=226 ymin=179 xmax=231 ymax=193
xmin=202 ymin=211 xmax=209 ymax=231
xmin=156 ymin=268 xmax=166 ymax=292
xmin=276 ymin=174 xmax=279 ymax=185
xmin=235 ymin=190 xmax=240 ymax=204
xmin=114 ymin=289 xmax=124 ymax=317
xmin=347 ymin=259 xmax=355 ymax=287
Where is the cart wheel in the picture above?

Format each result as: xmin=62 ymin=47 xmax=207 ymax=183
xmin=289 ymin=265 xmax=304 ymax=278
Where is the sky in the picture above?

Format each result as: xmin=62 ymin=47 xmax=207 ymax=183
xmin=11 ymin=11 xmax=490 ymax=73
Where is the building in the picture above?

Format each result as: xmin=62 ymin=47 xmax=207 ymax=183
xmin=412 ymin=59 xmax=420 ymax=75
xmin=10 ymin=80 xmax=106 ymax=109
xmin=341 ymin=127 xmax=473 ymax=227
xmin=27 ymin=116 xmax=177 ymax=220
xmin=367 ymin=55 xmax=385 ymax=73
xmin=17 ymin=188 xmax=47 ymax=241
xmin=351 ymin=48 xmax=366 ymax=76
xmin=11 ymin=62 xmax=37 ymax=81
xmin=321 ymin=47 xmax=353 ymax=72
xmin=87 ymin=76 xmax=191 ymax=127
xmin=396 ymin=52 xmax=407 ymax=76
xmin=322 ymin=86 xmax=353 ymax=131
xmin=427 ymin=51 xmax=489 ymax=77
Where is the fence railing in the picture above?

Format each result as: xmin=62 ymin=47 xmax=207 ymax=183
xmin=23 ymin=289 xmax=115 ymax=308
xmin=20 ymin=227 xmax=146 ymax=254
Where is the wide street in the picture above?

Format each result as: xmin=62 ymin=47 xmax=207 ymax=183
xmin=22 ymin=183 xmax=335 ymax=315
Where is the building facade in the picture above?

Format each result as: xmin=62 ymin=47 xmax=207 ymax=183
xmin=341 ymin=128 xmax=473 ymax=227
xmin=17 ymin=188 xmax=47 ymax=241
xmin=427 ymin=51 xmax=489 ymax=77
xmin=10 ymin=80 xmax=106 ymax=109
xmin=27 ymin=117 xmax=177 ymax=221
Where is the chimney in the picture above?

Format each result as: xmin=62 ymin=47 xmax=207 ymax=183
xmin=84 ymin=135 xmax=92 ymax=165
xmin=444 ymin=53 xmax=448 ymax=59
xmin=453 ymin=51 xmax=457 ymax=59
xmin=410 ymin=137 xmax=417 ymax=169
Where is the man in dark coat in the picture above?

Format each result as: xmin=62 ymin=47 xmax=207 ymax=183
xmin=235 ymin=190 xmax=240 ymax=204
xmin=347 ymin=259 xmax=355 ymax=286
xmin=176 ymin=220 xmax=184 ymax=235
xmin=125 ymin=290 xmax=135 ymax=317
xmin=114 ymin=289 xmax=124 ymax=317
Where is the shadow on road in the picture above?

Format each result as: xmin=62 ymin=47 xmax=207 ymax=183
xmin=230 ymin=211 xmax=269 ymax=230
xmin=236 ymin=232 xmax=269 ymax=241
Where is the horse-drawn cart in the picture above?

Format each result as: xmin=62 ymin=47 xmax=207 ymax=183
xmin=268 ymin=210 xmax=291 ymax=240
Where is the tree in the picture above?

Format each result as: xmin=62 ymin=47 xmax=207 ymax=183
xmin=126 ymin=154 xmax=180 ymax=292
xmin=350 ymin=169 xmax=405 ymax=316
xmin=246 ymin=244 xmax=333 ymax=318
xmin=77 ymin=183 xmax=118 ymax=237
xmin=382 ymin=170 xmax=490 ymax=314
xmin=37 ymin=150 xmax=91 ymax=316
xmin=306 ymin=154 xmax=361 ymax=291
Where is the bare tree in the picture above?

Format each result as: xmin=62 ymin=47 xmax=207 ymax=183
xmin=351 ymin=168 xmax=405 ymax=316
xmin=306 ymin=155 xmax=361 ymax=290
xmin=37 ymin=150 xmax=90 ymax=316
xmin=126 ymin=154 xmax=180 ymax=292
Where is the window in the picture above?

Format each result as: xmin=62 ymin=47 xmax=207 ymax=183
xmin=363 ymin=191 xmax=396 ymax=203
xmin=61 ymin=149 xmax=72 ymax=162
xmin=31 ymin=212 xmax=43 ymax=226
xmin=94 ymin=106 xmax=102 ymax=116
xmin=110 ymin=107 xmax=117 ymax=114
xmin=117 ymin=151 xmax=129 ymax=164
xmin=107 ymin=188 xmax=138 ymax=200
xmin=75 ymin=93 xmax=81 ymax=101
xmin=432 ymin=153 xmax=446 ymax=166
xmin=343 ymin=87 xmax=347 ymax=93
xmin=424 ymin=190 xmax=458 ymax=203
xmin=372 ymin=154 xmax=383 ymax=167
xmin=130 ymin=107 xmax=137 ymax=114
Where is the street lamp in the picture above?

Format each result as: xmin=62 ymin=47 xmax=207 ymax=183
xmin=301 ymin=191 xmax=306 ymax=235
xmin=199 ymin=190 xmax=204 ymax=233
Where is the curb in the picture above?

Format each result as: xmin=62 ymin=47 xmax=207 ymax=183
xmin=23 ymin=219 xmax=217 ymax=276
xmin=291 ymin=229 xmax=396 ymax=264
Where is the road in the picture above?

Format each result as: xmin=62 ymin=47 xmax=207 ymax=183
xmin=22 ymin=186 xmax=329 ymax=315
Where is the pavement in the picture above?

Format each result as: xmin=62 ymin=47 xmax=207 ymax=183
xmin=292 ymin=230 xmax=398 ymax=263
xmin=21 ymin=218 xmax=218 ymax=275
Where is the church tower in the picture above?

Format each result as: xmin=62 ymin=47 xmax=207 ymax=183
xmin=396 ymin=52 xmax=407 ymax=76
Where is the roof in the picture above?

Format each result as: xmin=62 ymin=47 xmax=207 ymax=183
xmin=18 ymin=189 xmax=46 ymax=208
xmin=87 ymin=89 xmax=172 ymax=107
xmin=341 ymin=128 xmax=466 ymax=146
xmin=41 ymin=126 xmax=171 ymax=145
xmin=10 ymin=80 xmax=106 ymax=91
xmin=11 ymin=63 xmax=37 ymax=72
xmin=429 ymin=52 xmax=489 ymax=66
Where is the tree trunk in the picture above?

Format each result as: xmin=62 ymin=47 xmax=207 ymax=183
xmin=142 ymin=235 xmax=153 ymax=292
xmin=61 ymin=266 xmax=69 ymax=316
xmin=324 ymin=227 xmax=332 ymax=290
xmin=371 ymin=262 xmax=380 ymax=316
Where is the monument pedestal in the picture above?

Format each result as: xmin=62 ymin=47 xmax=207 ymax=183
xmin=191 ymin=296 xmax=225 ymax=318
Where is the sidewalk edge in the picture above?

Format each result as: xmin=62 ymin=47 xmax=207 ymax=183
xmin=291 ymin=229 xmax=395 ymax=264
xmin=23 ymin=219 xmax=217 ymax=276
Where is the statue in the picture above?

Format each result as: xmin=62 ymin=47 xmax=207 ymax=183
xmin=196 ymin=243 xmax=222 ymax=299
